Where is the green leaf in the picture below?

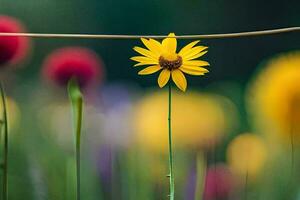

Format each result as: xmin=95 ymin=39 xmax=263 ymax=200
xmin=67 ymin=78 xmax=83 ymax=200
xmin=67 ymin=78 xmax=83 ymax=143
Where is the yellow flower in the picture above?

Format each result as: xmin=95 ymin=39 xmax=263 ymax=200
xmin=131 ymin=33 xmax=209 ymax=91
xmin=227 ymin=133 xmax=267 ymax=179
xmin=247 ymin=51 xmax=300 ymax=144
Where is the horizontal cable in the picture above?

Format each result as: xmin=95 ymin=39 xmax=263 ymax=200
xmin=0 ymin=27 xmax=299 ymax=40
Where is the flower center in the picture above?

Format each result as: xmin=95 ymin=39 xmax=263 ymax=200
xmin=159 ymin=53 xmax=182 ymax=70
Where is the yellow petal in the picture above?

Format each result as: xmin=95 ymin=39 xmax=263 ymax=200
xmin=171 ymin=69 xmax=187 ymax=92
xmin=178 ymin=40 xmax=200 ymax=56
xmin=183 ymin=60 xmax=210 ymax=67
xmin=162 ymin=33 xmax=177 ymax=53
xmin=158 ymin=69 xmax=171 ymax=88
xmin=131 ymin=56 xmax=156 ymax=63
xmin=181 ymin=46 xmax=208 ymax=59
xmin=133 ymin=46 xmax=158 ymax=59
xmin=179 ymin=65 xmax=209 ymax=75
xmin=186 ymin=51 xmax=208 ymax=61
xmin=138 ymin=65 xmax=162 ymax=75
xmin=141 ymin=38 xmax=162 ymax=56
xmin=131 ymin=56 xmax=158 ymax=67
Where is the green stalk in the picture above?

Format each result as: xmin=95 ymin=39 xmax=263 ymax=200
xmin=0 ymin=81 xmax=8 ymax=200
xmin=244 ymin=170 xmax=249 ymax=200
xmin=195 ymin=153 xmax=206 ymax=200
xmin=68 ymin=79 xmax=83 ymax=200
xmin=168 ymin=84 xmax=174 ymax=200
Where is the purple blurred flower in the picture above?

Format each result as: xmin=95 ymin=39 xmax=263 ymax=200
xmin=99 ymin=83 xmax=136 ymax=148
xmin=96 ymin=145 xmax=113 ymax=184
xmin=185 ymin=165 xmax=197 ymax=200
xmin=101 ymin=84 xmax=132 ymax=109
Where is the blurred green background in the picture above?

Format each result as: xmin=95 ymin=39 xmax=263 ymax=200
xmin=0 ymin=0 xmax=300 ymax=200
xmin=1 ymin=0 xmax=299 ymax=85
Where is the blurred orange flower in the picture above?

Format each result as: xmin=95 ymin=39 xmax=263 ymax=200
xmin=227 ymin=133 xmax=267 ymax=179
xmin=132 ymin=90 xmax=237 ymax=152
xmin=247 ymin=51 xmax=300 ymax=144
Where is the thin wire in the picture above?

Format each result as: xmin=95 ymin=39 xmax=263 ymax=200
xmin=0 ymin=27 xmax=299 ymax=39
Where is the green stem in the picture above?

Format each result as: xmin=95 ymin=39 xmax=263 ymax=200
xmin=244 ymin=170 xmax=248 ymax=200
xmin=0 ymin=81 xmax=8 ymax=200
xmin=195 ymin=153 xmax=206 ymax=200
xmin=68 ymin=79 xmax=83 ymax=200
xmin=168 ymin=84 xmax=174 ymax=200
xmin=76 ymin=100 xmax=82 ymax=200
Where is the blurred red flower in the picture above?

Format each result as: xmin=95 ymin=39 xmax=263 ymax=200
xmin=42 ymin=47 xmax=104 ymax=88
xmin=0 ymin=15 xmax=29 ymax=66
xmin=204 ymin=164 xmax=235 ymax=200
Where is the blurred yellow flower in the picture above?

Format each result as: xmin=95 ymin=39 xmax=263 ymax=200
xmin=0 ymin=97 xmax=20 ymax=130
xmin=227 ymin=133 xmax=267 ymax=179
xmin=133 ymin=90 xmax=236 ymax=152
xmin=131 ymin=33 xmax=209 ymax=92
xmin=248 ymin=51 xmax=300 ymax=143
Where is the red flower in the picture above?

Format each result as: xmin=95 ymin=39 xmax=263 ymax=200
xmin=204 ymin=164 xmax=235 ymax=200
xmin=42 ymin=47 xmax=104 ymax=88
xmin=0 ymin=15 xmax=29 ymax=66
